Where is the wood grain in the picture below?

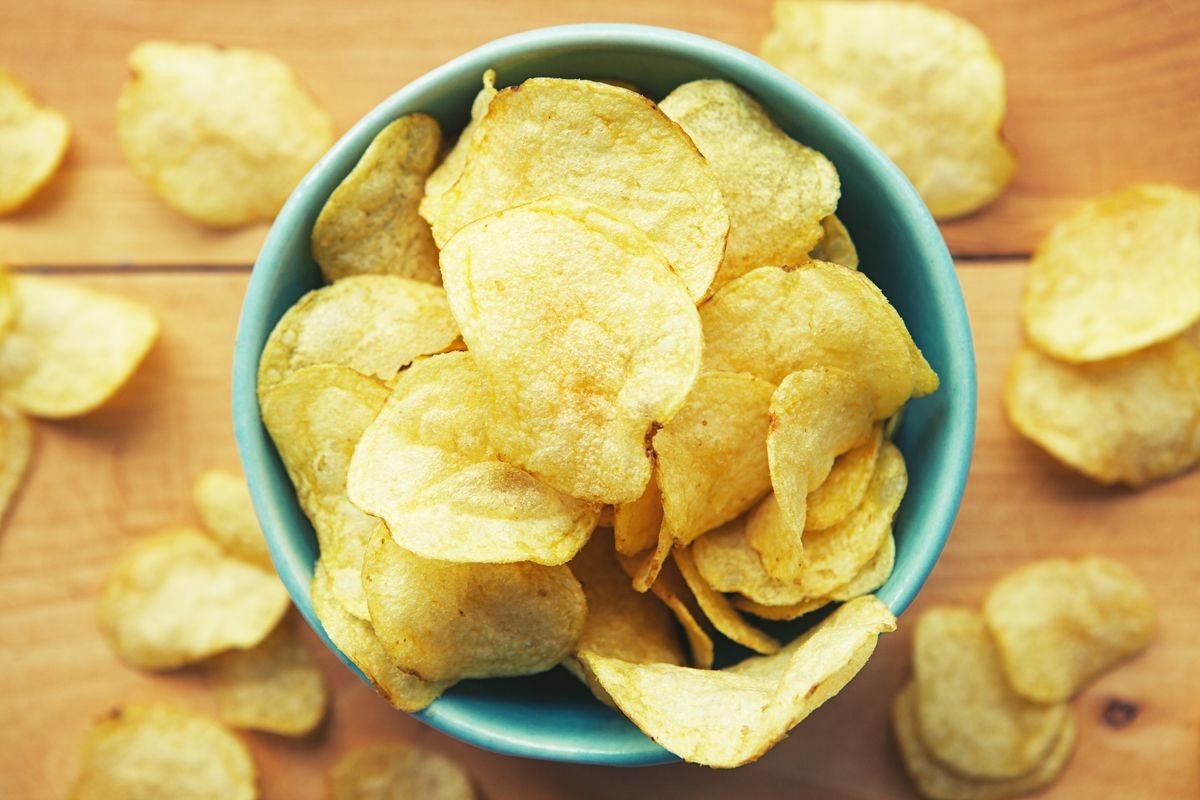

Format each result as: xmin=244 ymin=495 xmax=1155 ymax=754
xmin=1 ymin=0 xmax=1197 ymax=265
xmin=0 ymin=267 xmax=1195 ymax=799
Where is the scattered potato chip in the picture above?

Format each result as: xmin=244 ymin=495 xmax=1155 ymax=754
xmin=675 ymin=548 xmax=780 ymax=655
xmin=193 ymin=468 xmax=272 ymax=569
xmin=0 ymin=277 xmax=158 ymax=419
xmin=117 ymin=41 xmax=333 ymax=226
xmin=1004 ymin=339 xmax=1200 ymax=486
xmin=69 ymin=703 xmax=257 ymax=800
xmin=809 ymin=215 xmax=859 ymax=269
xmin=329 ymin=742 xmax=475 ymax=800
xmin=1022 ymin=184 xmax=1200 ymax=362
xmin=362 ymin=528 xmax=586 ymax=682
xmin=613 ymin=480 xmax=663 ymax=558
xmin=0 ymin=69 xmax=70 ymax=215
xmin=579 ymin=595 xmax=895 ymax=767
xmin=348 ymin=352 xmax=598 ymax=564
xmin=913 ymin=606 xmax=1069 ymax=780
xmin=807 ymin=424 xmax=883 ymax=531
xmin=439 ymin=196 xmax=702 ymax=503
xmin=659 ymin=79 xmax=839 ymax=291
xmin=422 ymin=70 xmax=497 ymax=210
xmin=0 ymin=404 xmax=32 ymax=523
xmin=423 ymin=78 xmax=729 ymax=300
xmin=761 ymin=0 xmax=1015 ymax=219
xmin=983 ymin=556 xmax=1155 ymax=704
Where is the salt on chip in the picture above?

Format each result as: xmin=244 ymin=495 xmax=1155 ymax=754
xmin=0 ymin=277 xmax=158 ymax=419
xmin=809 ymin=215 xmax=858 ymax=269
xmin=0 ymin=69 xmax=70 ymax=215
xmin=422 ymin=70 xmax=497 ymax=211
xmin=983 ymin=556 xmax=1155 ymax=704
xmin=761 ymin=0 xmax=1015 ymax=219
xmin=193 ymin=468 xmax=272 ymax=569
xmin=613 ymin=480 xmax=662 ymax=557
xmin=675 ymin=548 xmax=780 ymax=655
xmin=439 ymin=195 xmax=703 ymax=503
xmin=659 ymin=79 xmax=840 ymax=291
xmin=807 ymin=423 xmax=883 ymax=531
xmin=328 ymin=742 xmax=475 ymax=800
xmin=1022 ymin=184 xmax=1200 ymax=362
xmin=117 ymin=41 xmax=333 ymax=226
xmin=0 ymin=404 xmax=32 ymax=523
xmin=423 ymin=78 xmax=729 ymax=301
xmin=620 ymin=552 xmax=715 ymax=668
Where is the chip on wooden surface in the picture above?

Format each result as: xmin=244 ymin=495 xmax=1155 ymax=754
xmin=0 ymin=277 xmax=158 ymax=419
xmin=807 ymin=424 xmax=883 ymax=531
xmin=809 ymin=215 xmax=859 ymax=269
xmin=675 ymin=548 xmax=780 ymax=655
xmin=422 ymin=70 xmax=497 ymax=210
xmin=328 ymin=742 xmax=475 ymax=800
xmin=193 ymin=468 xmax=272 ymax=569
xmin=0 ymin=69 xmax=70 ymax=215
xmin=613 ymin=480 xmax=663 ymax=558
xmin=761 ymin=0 xmax=1015 ymax=219
xmin=0 ymin=404 xmax=32 ymax=524
xmin=117 ymin=40 xmax=333 ymax=226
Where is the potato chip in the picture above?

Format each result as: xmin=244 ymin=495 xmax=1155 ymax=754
xmin=675 ymin=548 xmax=780 ymax=655
xmin=983 ymin=556 xmax=1155 ymax=704
xmin=809 ymin=215 xmax=858 ymax=269
xmin=348 ymin=352 xmax=598 ymax=564
xmin=117 ymin=41 xmax=333 ymax=226
xmin=893 ymin=683 xmax=1077 ymax=800
xmin=0 ymin=69 xmax=70 ymax=215
xmin=362 ymin=528 xmax=586 ymax=681
xmin=193 ymin=468 xmax=272 ymax=569
xmin=0 ymin=268 xmax=15 ymax=335
xmin=439 ymin=196 xmax=703 ymax=503
xmin=257 ymin=275 xmax=460 ymax=399
xmin=659 ymin=79 xmax=839 ymax=291
xmin=0 ymin=277 xmax=158 ymax=419
xmin=0 ymin=404 xmax=32 ymax=523
xmin=328 ymin=742 xmax=475 ymax=800
xmin=98 ymin=528 xmax=289 ymax=670
xmin=69 ymin=704 xmax=256 ymax=800
xmin=311 ymin=561 xmax=450 ymax=711
xmin=422 ymin=70 xmax=497 ymax=210
xmin=625 ymin=522 xmax=675 ymax=594
xmin=732 ymin=593 xmax=830 ymax=622
xmin=1004 ymin=339 xmax=1200 ymax=486
xmin=1022 ymin=184 xmax=1200 ymax=362
xmin=619 ymin=551 xmax=714 ymax=668
xmin=208 ymin=616 xmax=328 ymax=736
xmin=579 ymin=595 xmax=895 ymax=767
xmin=742 ymin=493 xmax=805 ymax=586
xmin=312 ymin=115 xmax=442 ymax=284
xmin=613 ymin=480 xmax=662 ymax=557
xmin=423 ymin=78 xmax=729 ymax=300
xmin=807 ymin=423 xmax=883 ymax=531
xmin=761 ymin=1 xmax=1015 ymax=219
xmin=913 ymin=606 xmax=1069 ymax=780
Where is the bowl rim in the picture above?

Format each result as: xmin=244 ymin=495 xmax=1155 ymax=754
xmin=233 ymin=22 xmax=976 ymax=767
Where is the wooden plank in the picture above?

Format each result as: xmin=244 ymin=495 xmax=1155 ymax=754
xmin=1 ymin=0 xmax=1197 ymax=265
xmin=0 ymin=266 xmax=1196 ymax=798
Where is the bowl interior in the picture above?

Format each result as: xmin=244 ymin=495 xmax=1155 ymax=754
xmin=233 ymin=23 xmax=976 ymax=767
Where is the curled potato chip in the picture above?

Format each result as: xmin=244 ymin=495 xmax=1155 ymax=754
xmin=613 ymin=480 xmax=662 ymax=557
xmin=0 ymin=69 xmax=70 ymax=215
xmin=659 ymin=79 xmax=839 ymax=291
xmin=423 ymin=78 xmax=729 ymax=300
xmin=0 ymin=404 xmax=32 ymax=523
xmin=329 ymin=742 xmax=475 ymax=800
xmin=208 ymin=616 xmax=328 ymax=736
xmin=761 ymin=1 xmax=1015 ymax=219
xmin=69 ymin=704 xmax=256 ymax=800
xmin=1004 ymin=339 xmax=1200 ymax=486
xmin=743 ymin=493 xmax=804 ymax=586
xmin=619 ymin=551 xmax=715 ymax=668
xmin=809 ymin=215 xmax=858 ymax=269
xmin=422 ymin=70 xmax=497 ymax=210
xmin=1023 ymin=184 xmax=1200 ymax=362
xmin=117 ymin=41 xmax=333 ymax=226
xmin=193 ymin=469 xmax=272 ymax=569
xmin=807 ymin=424 xmax=883 ymax=531
xmin=914 ymin=606 xmax=1069 ymax=780
xmin=732 ymin=593 xmax=829 ymax=622
xmin=983 ymin=556 xmax=1155 ymax=704
xmin=625 ymin=522 xmax=675 ymax=593
xmin=675 ymin=548 xmax=779 ymax=655
xmin=362 ymin=529 xmax=586 ymax=681
xmin=579 ymin=595 xmax=895 ymax=767
xmin=0 ymin=277 xmax=158 ymax=419
xmin=312 ymin=114 xmax=442 ymax=284
xmin=440 ymin=196 xmax=703 ymax=503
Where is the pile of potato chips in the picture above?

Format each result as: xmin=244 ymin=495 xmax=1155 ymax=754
xmin=894 ymin=556 xmax=1154 ymax=799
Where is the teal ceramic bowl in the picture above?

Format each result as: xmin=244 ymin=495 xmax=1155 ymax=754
xmin=233 ymin=23 xmax=975 ymax=767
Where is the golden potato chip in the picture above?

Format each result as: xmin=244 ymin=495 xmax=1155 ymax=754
xmin=117 ymin=41 xmax=333 ymax=226
xmin=0 ymin=277 xmax=158 ymax=419
xmin=983 ymin=556 xmax=1155 ymax=704
xmin=0 ymin=268 xmax=15 ymax=335
xmin=761 ymin=1 xmax=1015 ymax=219
xmin=807 ymin=423 xmax=883 ymax=531
xmin=743 ymin=493 xmax=805 ymax=586
xmin=98 ymin=528 xmax=289 ymax=670
xmin=328 ymin=742 xmax=475 ymax=800
xmin=423 ymin=78 xmax=729 ymax=300
xmin=422 ymin=70 xmax=497 ymax=210
xmin=809 ymin=215 xmax=858 ymax=269
xmin=619 ymin=551 xmax=714 ymax=668
xmin=893 ymin=683 xmax=1077 ymax=800
xmin=311 ymin=561 xmax=450 ymax=711
xmin=0 ymin=404 xmax=32 ymax=523
xmin=579 ymin=595 xmax=895 ymax=767
xmin=613 ymin=480 xmax=662 ymax=557
xmin=193 ymin=468 xmax=272 ymax=569
xmin=675 ymin=548 xmax=780 ymax=655
xmin=69 ymin=704 xmax=256 ymax=800
xmin=1004 ymin=339 xmax=1200 ymax=486
xmin=659 ymin=79 xmax=839 ymax=291
xmin=208 ymin=616 xmax=328 ymax=736
xmin=0 ymin=69 xmax=70 ymax=215
xmin=1022 ymin=184 xmax=1200 ymax=362
xmin=439 ymin=196 xmax=703 ymax=503
xmin=913 ymin=606 xmax=1069 ymax=780
xmin=732 ymin=593 xmax=830 ymax=622
xmin=348 ymin=352 xmax=598 ymax=564
xmin=625 ymin=522 xmax=675 ymax=593
xmin=257 ymin=275 xmax=460 ymax=399
xmin=362 ymin=528 xmax=586 ymax=682
xmin=312 ymin=115 xmax=442 ymax=284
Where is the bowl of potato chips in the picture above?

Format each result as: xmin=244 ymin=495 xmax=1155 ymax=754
xmin=233 ymin=23 xmax=976 ymax=767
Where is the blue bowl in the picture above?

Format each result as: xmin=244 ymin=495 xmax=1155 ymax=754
xmin=233 ymin=23 xmax=976 ymax=767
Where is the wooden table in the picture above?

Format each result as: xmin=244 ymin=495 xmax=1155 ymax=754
xmin=1 ymin=2 xmax=1197 ymax=798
